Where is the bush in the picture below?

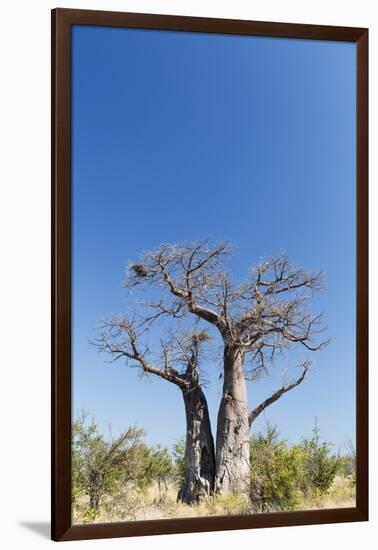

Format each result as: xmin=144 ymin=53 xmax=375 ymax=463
xmin=337 ymin=455 xmax=355 ymax=479
xmin=336 ymin=440 xmax=356 ymax=482
xmin=300 ymin=421 xmax=341 ymax=496
xmin=138 ymin=445 xmax=175 ymax=501
xmin=250 ymin=424 xmax=306 ymax=511
xmin=72 ymin=413 xmax=354 ymax=521
xmin=72 ymin=412 xmax=145 ymax=510
xmin=249 ymin=421 xmax=343 ymax=511
xmin=80 ymin=507 xmax=99 ymax=524
xmin=172 ymin=437 xmax=186 ymax=488
xmin=205 ymin=493 xmax=251 ymax=516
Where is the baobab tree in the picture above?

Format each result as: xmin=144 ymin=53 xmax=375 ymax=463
xmin=94 ymin=320 xmax=215 ymax=504
xmin=124 ymin=240 xmax=329 ymax=496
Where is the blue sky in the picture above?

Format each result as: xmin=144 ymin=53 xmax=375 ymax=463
xmin=72 ymin=25 xmax=356 ymax=451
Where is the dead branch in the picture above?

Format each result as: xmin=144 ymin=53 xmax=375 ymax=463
xmin=248 ymin=360 xmax=311 ymax=426
xmin=122 ymin=241 xmax=328 ymax=382
xmin=93 ymin=315 xmax=210 ymax=391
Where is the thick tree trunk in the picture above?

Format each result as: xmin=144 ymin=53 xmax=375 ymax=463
xmin=178 ymin=385 xmax=215 ymax=504
xmin=214 ymin=345 xmax=250 ymax=496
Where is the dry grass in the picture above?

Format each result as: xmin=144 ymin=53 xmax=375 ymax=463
xmin=72 ymin=475 xmax=355 ymax=525
xmin=300 ymin=475 xmax=356 ymax=511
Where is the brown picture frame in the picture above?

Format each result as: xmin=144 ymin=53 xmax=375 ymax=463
xmin=51 ymin=8 xmax=368 ymax=542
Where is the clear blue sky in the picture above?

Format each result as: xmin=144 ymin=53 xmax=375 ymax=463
xmin=72 ymin=25 xmax=356 ymax=451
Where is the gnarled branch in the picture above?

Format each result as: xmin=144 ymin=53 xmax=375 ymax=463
xmin=93 ymin=316 xmax=211 ymax=392
xmin=248 ymin=360 xmax=311 ymax=427
xmin=125 ymin=240 xmax=230 ymax=332
xmin=123 ymin=241 xmax=328 ymax=379
xmin=93 ymin=317 xmax=189 ymax=390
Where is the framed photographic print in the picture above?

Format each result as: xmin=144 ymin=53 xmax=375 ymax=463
xmin=51 ymin=8 xmax=368 ymax=542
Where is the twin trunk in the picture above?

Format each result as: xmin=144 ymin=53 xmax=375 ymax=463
xmin=178 ymin=384 xmax=215 ymax=504
xmin=214 ymin=345 xmax=250 ymax=495
xmin=179 ymin=345 xmax=250 ymax=502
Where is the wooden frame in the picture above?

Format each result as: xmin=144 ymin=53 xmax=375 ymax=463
xmin=51 ymin=8 xmax=368 ymax=542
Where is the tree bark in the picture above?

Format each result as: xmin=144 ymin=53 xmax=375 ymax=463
xmin=89 ymin=491 xmax=100 ymax=510
xmin=214 ymin=345 xmax=250 ymax=496
xmin=178 ymin=385 xmax=215 ymax=504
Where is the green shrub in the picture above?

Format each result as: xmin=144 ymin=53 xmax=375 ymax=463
xmin=72 ymin=412 xmax=144 ymax=510
xmin=336 ymin=440 xmax=356 ymax=483
xmin=81 ymin=507 xmax=99 ymax=524
xmin=337 ymin=455 xmax=356 ymax=480
xmin=138 ymin=445 xmax=174 ymax=501
xmin=250 ymin=424 xmax=306 ymax=511
xmin=172 ymin=437 xmax=186 ymax=488
xmin=249 ymin=421 xmax=344 ymax=511
xmin=300 ymin=421 xmax=341 ymax=496
xmin=204 ymin=493 xmax=251 ymax=516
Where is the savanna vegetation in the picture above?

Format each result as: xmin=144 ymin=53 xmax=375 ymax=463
xmin=72 ymin=414 xmax=355 ymax=523
xmin=73 ymin=239 xmax=355 ymax=522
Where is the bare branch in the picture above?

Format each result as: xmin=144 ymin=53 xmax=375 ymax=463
xmin=162 ymin=330 xmax=211 ymax=387
xmin=93 ymin=316 xmax=211 ymax=392
xmin=122 ymin=243 xmax=328 ymax=380
xmin=248 ymin=360 xmax=311 ymax=426
xmin=232 ymin=254 xmax=329 ymax=363
xmin=92 ymin=316 xmax=189 ymax=389
xmin=124 ymin=240 xmax=231 ymax=332
xmin=252 ymin=255 xmax=323 ymax=295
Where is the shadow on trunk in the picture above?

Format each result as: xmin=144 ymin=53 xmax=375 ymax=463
xmin=178 ymin=385 xmax=215 ymax=504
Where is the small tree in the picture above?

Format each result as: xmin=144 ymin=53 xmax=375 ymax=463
xmin=72 ymin=413 xmax=144 ymax=510
xmin=250 ymin=424 xmax=306 ymax=511
xmin=301 ymin=420 xmax=340 ymax=496
xmin=140 ymin=445 xmax=174 ymax=501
